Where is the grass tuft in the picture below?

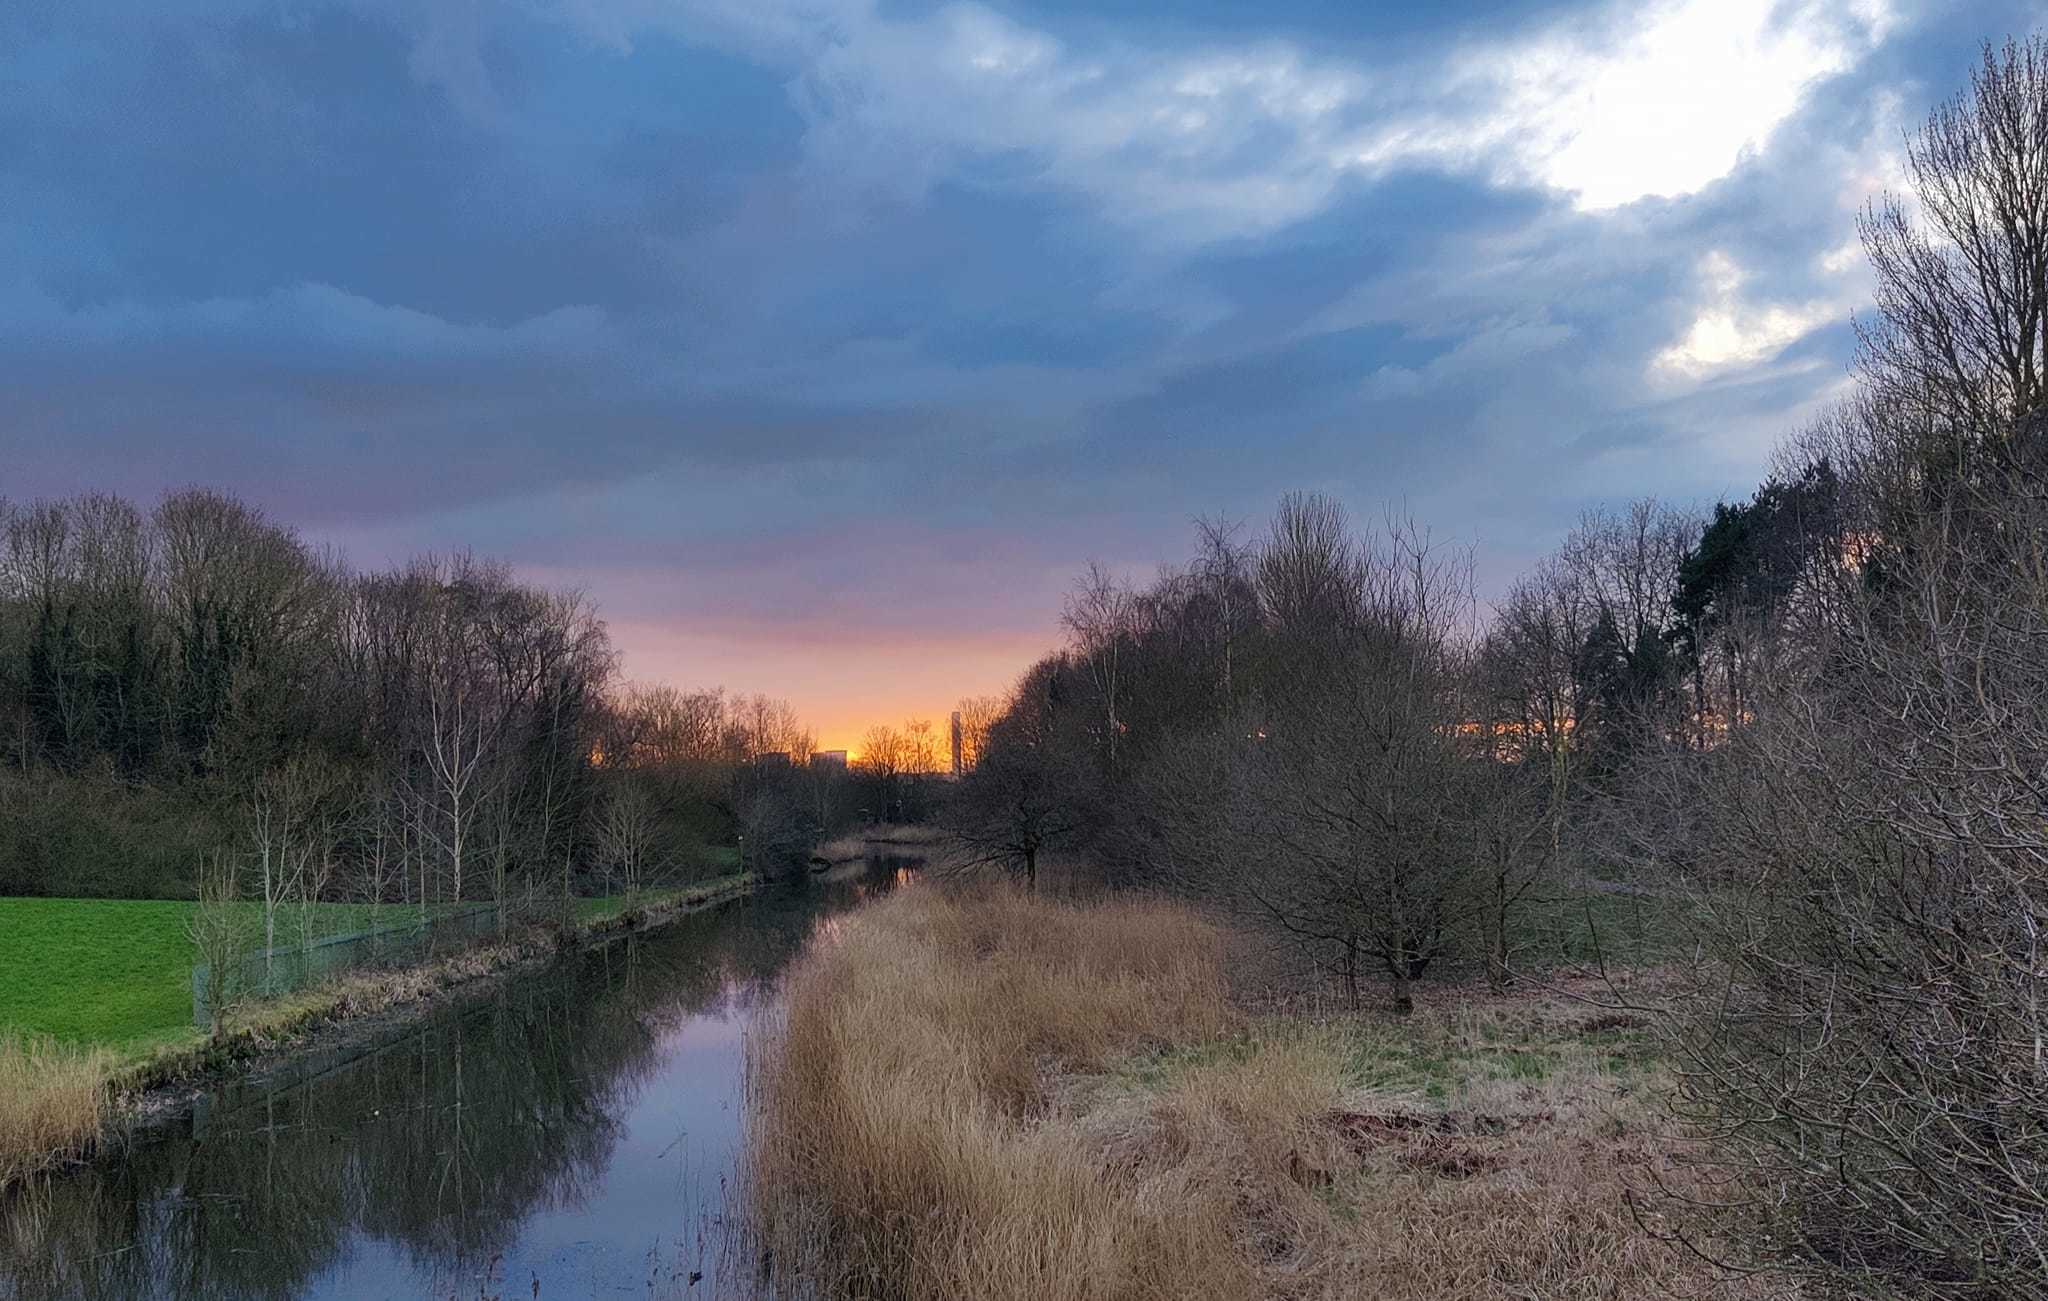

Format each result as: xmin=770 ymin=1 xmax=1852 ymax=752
xmin=0 ymin=1036 xmax=109 ymax=1187
xmin=747 ymin=883 xmax=1247 ymax=1300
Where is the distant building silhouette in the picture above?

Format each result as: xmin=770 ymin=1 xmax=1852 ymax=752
xmin=950 ymin=711 xmax=963 ymax=778
xmin=810 ymin=750 xmax=848 ymax=771
xmin=755 ymin=751 xmax=791 ymax=769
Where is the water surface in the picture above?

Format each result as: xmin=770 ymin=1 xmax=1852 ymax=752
xmin=1 ymin=863 xmax=910 ymax=1300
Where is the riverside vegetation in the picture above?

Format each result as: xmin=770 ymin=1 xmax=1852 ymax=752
xmin=0 ymin=872 xmax=754 ymax=1189
xmin=743 ymin=884 xmax=1766 ymax=1301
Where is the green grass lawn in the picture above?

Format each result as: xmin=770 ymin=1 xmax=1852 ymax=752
xmin=0 ymin=898 xmax=202 ymax=1050
xmin=3 ymin=861 xmax=754 ymax=1053
xmin=0 ymin=898 xmax=398 ymax=1052
xmin=571 ymin=870 xmax=753 ymax=925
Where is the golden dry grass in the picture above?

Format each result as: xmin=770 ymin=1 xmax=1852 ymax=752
xmin=745 ymin=885 xmax=1787 ymax=1301
xmin=0 ymin=1036 xmax=110 ymax=1187
xmin=747 ymin=883 xmax=1245 ymax=1300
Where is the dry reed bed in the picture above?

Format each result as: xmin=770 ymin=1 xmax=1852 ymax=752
xmin=0 ymin=1038 xmax=109 ymax=1188
xmin=746 ymin=885 xmax=1783 ymax=1301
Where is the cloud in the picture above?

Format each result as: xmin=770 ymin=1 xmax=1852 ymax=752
xmin=1652 ymin=250 xmax=1847 ymax=382
xmin=0 ymin=0 xmax=1983 ymax=736
xmin=1365 ymin=314 xmax=1576 ymax=398
xmin=631 ymin=0 xmax=1908 ymax=247
xmin=1488 ymin=0 xmax=1901 ymax=209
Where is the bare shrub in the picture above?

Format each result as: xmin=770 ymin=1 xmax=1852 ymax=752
xmin=187 ymin=850 xmax=253 ymax=1038
xmin=1602 ymin=37 xmax=2048 ymax=1296
xmin=1603 ymin=427 xmax=2048 ymax=1293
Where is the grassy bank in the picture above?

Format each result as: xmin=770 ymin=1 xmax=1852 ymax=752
xmin=0 ymin=897 xmax=410 ymax=1051
xmin=810 ymin=823 xmax=944 ymax=866
xmin=746 ymin=885 xmax=1771 ymax=1301
xmin=0 ymin=871 xmax=756 ymax=1190
xmin=0 ymin=868 xmax=753 ymax=1052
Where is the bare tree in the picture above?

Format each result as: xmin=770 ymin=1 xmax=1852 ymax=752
xmin=245 ymin=756 xmax=338 ymax=990
xmin=1192 ymin=513 xmax=1256 ymax=708
xmin=590 ymin=779 xmax=661 ymax=904
xmin=1469 ymin=580 xmax=1586 ymax=988
xmin=1159 ymin=499 xmax=1476 ymax=1012
xmin=857 ymin=723 xmax=906 ymax=821
xmin=188 ymin=851 xmax=251 ymax=1038
xmin=902 ymin=718 xmax=938 ymax=775
xmin=1062 ymin=562 xmax=1135 ymax=777
xmin=944 ymin=659 xmax=1091 ymax=891
xmin=1858 ymin=36 xmax=2048 ymax=450
xmin=951 ymin=695 xmax=1005 ymax=774
xmin=354 ymin=778 xmax=404 ymax=943
xmin=407 ymin=560 xmax=524 ymax=908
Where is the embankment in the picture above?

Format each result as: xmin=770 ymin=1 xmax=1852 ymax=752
xmin=744 ymin=885 xmax=1771 ymax=1301
xmin=808 ymin=822 xmax=945 ymax=869
xmin=1 ymin=873 xmax=757 ymax=1191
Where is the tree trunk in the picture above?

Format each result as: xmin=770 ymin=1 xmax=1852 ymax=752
xmin=1342 ymin=933 xmax=1360 ymax=1010
xmin=1385 ymin=859 xmax=1415 ymax=1015
xmin=1486 ymin=880 xmax=1510 ymax=993
xmin=1388 ymin=928 xmax=1415 ymax=1016
xmin=1024 ymin=846 xmax=1037 ymax=892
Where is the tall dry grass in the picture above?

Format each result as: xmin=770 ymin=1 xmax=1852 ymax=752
xmin=0 ymin=1036 xmax=110 ymax=1188
xmin=747 ymin=884 xmax=1247 ymax=1300
xmin=745 ymin=885 xmax=1785 ymax=1301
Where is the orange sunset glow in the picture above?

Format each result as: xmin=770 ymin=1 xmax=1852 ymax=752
xmin=609 ymin=620 xmax=1052 ymax=757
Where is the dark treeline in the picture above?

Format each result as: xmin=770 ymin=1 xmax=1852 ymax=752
xmin=948 ymin=38 xmax=2048 ymax=1296
xmin=0 ymin=489 xmax=848 ymax=906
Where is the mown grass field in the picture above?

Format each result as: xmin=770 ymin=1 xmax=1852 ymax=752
xmin=0 ymin=898 xmax=389 ymax=1052
xmin=1 ymin=849 xmax=751 ymax=1054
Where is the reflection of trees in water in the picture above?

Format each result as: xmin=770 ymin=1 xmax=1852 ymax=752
xmin=0 ymin=870 xmax=900 ymax=1301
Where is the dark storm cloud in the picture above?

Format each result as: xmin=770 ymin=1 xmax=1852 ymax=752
xmin=0 ymin=0 xmax=2028 ymax=715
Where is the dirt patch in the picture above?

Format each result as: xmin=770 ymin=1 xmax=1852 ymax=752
xmin=1580 ymin=1011 xmax=1651 ymax=1034
xmin=1316 ymin=1109 xmax=1554 ymax=1182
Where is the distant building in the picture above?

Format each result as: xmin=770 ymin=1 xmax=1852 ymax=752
xmin=755 ymin=751 xmax=792 ymax=769
xmin=810 ymin=750 xmax=848 ymax=771
xmin=950 ymin=711 xmax=963 ymax=778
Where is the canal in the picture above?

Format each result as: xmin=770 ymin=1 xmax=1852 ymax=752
xmin=0 ymin=862 xmax=912 ymax=1300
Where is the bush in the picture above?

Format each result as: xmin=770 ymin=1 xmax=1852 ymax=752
xmin=0 ymin=769 xmax=223 ymax=899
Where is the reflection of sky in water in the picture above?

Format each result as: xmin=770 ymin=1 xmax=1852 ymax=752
xmin=0 ymin=863 xmax=916 ymax=1301
xmin=334 ymin=1011 xmax=752 ymax=1298
xmin=312 ymin=1011 xmax=752 ymax=1299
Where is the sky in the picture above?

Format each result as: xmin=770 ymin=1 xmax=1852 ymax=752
xmin=0 ymin=0 xmax=2030 ymax=753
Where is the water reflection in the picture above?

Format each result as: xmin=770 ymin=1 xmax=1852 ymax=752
xmin=0 ymin=859 xmax=914 ymax=1300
